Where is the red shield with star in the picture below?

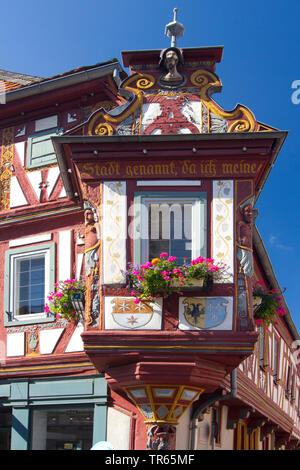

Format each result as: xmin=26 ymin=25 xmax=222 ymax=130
xmin=110 ymin=298 xmax=154 ymax=329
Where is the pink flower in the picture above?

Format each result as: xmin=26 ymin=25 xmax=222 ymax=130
xmin=163 ymin=276 xmax=170 ymax=280
xmin=255 ymin=319 xmax=263 ymax=325
xmin=160 ymin=252 xmax=168 ymax=258
xmin=276 ymin=308 xmax=286 ymax=315
xmin=168 ymin=256 xmax=177 ymax=262
xmin=130 ymin=290 xmax=135 ymax=296
xmin=134 ymin=298 xmax=141 ymax=304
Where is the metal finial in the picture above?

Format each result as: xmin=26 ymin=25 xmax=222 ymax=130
xmin=165 ymin=8 xmax=184 ymax=47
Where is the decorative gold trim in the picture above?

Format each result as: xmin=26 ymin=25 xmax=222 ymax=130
xmin=0 ymin=127 xmax=14 ymax=211
xmin=0 ymin=361 xmax=94 ymax=374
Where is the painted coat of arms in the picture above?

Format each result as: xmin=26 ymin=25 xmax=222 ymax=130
xmin=104 ymin=297 xmax=162 ymax=330
xmin=179 ymin=297 xmax=233 ymax=330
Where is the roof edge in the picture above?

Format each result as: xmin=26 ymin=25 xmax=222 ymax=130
xmin=2 ymin=61 xmax=123 ymax=103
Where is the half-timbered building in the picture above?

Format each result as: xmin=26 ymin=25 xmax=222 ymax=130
xmin=0 ymin=13 xmax=299 ymax=451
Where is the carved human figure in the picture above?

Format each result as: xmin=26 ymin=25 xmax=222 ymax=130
xmin=159 ymin=47 xmax=184 ymax=87
xmin=237 ymin=200 xmax=254 ymax=277
xmin=146 ymin=425 xmax=176 ymax=450
xmin=84 ymin=207 xmax=100 ymax=277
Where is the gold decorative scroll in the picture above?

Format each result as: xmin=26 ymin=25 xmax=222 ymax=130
xmin=0 ymin=127 xmax=14 ymax=211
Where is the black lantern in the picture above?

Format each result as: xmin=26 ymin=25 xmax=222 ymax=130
xmin=70 ymin=292 xmax=85 ymax=316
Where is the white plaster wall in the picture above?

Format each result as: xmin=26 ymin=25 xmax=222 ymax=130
xmin=196 ymin=413 xmax=211 ymax=450
xmin=65 ymin=324 xmax=84 ymax=352
xmin=218 ymin=406 xmax=234 ymax=450
xmin=9 ymin=176 xmax=28 ymax=207
xmin=58 ymin=230 xmax=71 ymax=281
xmin=39 ymin=328 xmax=64 ymax=354
xmin=176 ymin=407 xmax=191 ymax=450
xmin=106 ymin=407 xmax=131 ymax=450
xmin=6 ymin=332 xmax=25 ymax=357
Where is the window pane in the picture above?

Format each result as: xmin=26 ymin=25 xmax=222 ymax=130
xmin=19 ymin=271 xmax=30 ymax=287
xmin=15 ymin=254 xmax=45 ymax=315
xmin=17 ymin=301 xmax=30 ymax=316
xmin=31 ymin=300 xmax=45 ymax=313
xmin=19 ymin=259 xmax=30 ymax=272
xmin=19 ymin=286 xmax=29 ymax=301
xmin=31 ymin=408 xmax=94 ymax=450
xmin=31 ymin=270 xmax=44 ymax=284
xmin=148 ymin=202 xmax=192 ymax=263
xmin=149 ymin=240 xmax=169 ymax=259
xmin=31 ymin=257 xmax=44 ymax=270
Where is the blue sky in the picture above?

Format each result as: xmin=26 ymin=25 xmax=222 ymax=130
xmin=1 ymin=0 xmax=299 ymax=330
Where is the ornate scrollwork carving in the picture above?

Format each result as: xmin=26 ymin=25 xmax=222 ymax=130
xmin=136 ymin=74 xmax=156 ymax=90
xmin=228 ymin=119 xmax=251 ymax=133
xmin=94 ymin=122 xmax=114 ymax=136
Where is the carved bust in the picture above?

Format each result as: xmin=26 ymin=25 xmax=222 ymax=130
xmin=159 ymin=47 xmax=185 ymax=88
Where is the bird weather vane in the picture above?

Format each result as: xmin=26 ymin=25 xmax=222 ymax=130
xmin=165 ymin=8 xmax=184 ymax=47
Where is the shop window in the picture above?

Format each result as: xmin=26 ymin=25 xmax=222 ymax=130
xmin=0 ymin=408 xmax=12 ymax=450
xmin=134 ymin=192 xmax=207 ymax=265
xmin=4 ymin=243 xmax=55 ymax=325
xmin=31 ymin=408 xmax=94 ymax=450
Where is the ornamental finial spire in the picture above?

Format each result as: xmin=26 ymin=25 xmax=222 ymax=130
xmin=165 ymin=8 xmax=184 ymax=47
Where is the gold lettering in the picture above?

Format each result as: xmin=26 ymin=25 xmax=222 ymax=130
xmin=182 ymin=160 xmax=190 ymax=174
xmin=251 ymin=163 xmax=257 ymax=174
xmin=222 ymin=163 xmax=233 ymax=174
xmin=126 ymin=165 xmax=133 ymax=177
xmin=147 ymin=164 xmax=154 ymax=175
xmin=82 ymin=162 xmax=94 ymax=177
xmin=170 ymin=161 xmax=178 ymax=176
xmin=139 ymin=165 xmax=147 ymax=175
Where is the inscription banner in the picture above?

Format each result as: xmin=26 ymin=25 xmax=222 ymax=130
xmin=78 ymin=159 xmax=264 ymax=180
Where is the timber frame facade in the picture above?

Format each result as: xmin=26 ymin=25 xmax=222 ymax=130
xmin=0 ymin=37 xmax=299 ymax=451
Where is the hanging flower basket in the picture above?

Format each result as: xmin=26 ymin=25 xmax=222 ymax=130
xmin=252 ymin=281 xmax=286 ymax=327
xmin=45 ymin=278 xmax=86 ymax=324
xmin=123 ymin=253 xmax=228 ymax=303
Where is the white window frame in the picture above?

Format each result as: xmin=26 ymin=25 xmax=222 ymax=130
xmin=134 ymin=192 xmax=207 ymax=265
xmin=4 ymin=243 xmax=55 ymax=325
